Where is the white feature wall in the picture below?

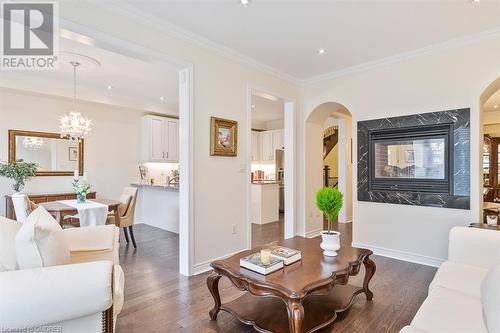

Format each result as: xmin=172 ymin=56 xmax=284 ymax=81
xmin=0 ymin=88 xmax=145 ymax=216
xmin=301 ymin=37 xmax=500 ymax=266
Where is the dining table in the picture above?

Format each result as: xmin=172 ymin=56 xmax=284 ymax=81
xmin=39 ymin=198 xmax=122 ymax=227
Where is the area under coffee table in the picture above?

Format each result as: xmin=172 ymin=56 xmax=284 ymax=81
xmin=207 ymin=236 xmax=376 ymax=333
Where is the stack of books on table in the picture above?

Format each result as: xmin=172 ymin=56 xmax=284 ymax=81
xmin=271 ymin=246 xmax=302 ymax=265
xmin=239 ymin=247 xmax=302 ymax=275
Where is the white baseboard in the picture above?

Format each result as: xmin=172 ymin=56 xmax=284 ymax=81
xmin=351 ymin=242 xmax=444 ymax=267
xmin=192 ymin=249 xmax=248 ymax=275
xmin=304 ymin=228 xmax=322 ymax=238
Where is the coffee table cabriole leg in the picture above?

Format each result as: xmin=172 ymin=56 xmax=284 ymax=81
xmin=287 ymin=299 xmax=305 ymax=333
xmin=362 ymin=255 xmax=376 ymax=301
xmin=207 ymin=271 xmax=223 ymax=320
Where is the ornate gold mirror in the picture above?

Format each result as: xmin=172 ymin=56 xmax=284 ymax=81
xmin=8 ymin=130 xmax=84 ymax=176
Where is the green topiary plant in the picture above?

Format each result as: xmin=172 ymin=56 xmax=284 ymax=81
xmin=316 ymin=187 xmax=343 ymax=234
xmin=0 ymin=159 xmax=38 ymax=192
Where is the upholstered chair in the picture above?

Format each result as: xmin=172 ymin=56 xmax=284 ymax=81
xmin=0 ymin=214 xmax=124 ymax=332
xmin=11 ymin=193 xmax=37 ymax=222
xmin=107 ymin=187 xmax=138 ymax=248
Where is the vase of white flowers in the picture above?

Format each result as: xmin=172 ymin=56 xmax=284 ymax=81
xmin=73 ymin=179 xmax=91 ymax=203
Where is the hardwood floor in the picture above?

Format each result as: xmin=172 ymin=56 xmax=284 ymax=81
xmin=116 ymin=223 xmax=436 ymax=333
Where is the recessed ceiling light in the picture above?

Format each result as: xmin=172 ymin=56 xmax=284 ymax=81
xmin=494 ymin=105 xmax=499 ymax=109
xmin=251 ymin=104 xmax=255 ymax=108
xmin=107 ymin=85 xmax=113 ymax=90
xmin=318 ymin=49 xmax=326 ymax=55
xmin=470 ymin=0 xmax=480 ymax=3
xmin=240 ymin=0 xmax=250 ymax=5
xmin=160 ymin=96 xmax=165 ymax=101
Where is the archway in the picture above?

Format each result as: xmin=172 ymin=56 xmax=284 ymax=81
xmin=479 ymin=77 xmax=500 ymax=223
xmin=304 ymin=102 xmax=353 ymax=237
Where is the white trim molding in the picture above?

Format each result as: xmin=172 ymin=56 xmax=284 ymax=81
xmin=89 ymin=1 xmax=301 ymax=85
xmin=87 ymin=1 xmax=500 ymax=87
xmin=303 ymin=228 xmax=323 ymax=239
xmin=351 ymin=242 xmax=444 ymax=268
xmin=303 ymin=27 xmax=500 ymax=86
xmin=192 ymin=249 xmax=248 ymax=276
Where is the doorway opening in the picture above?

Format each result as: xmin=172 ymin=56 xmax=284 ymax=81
xmin=247 ymin=88 xmax=295 ymax=248
xmin=480 ymin=77 xmax=500 ymax=227
xmin=305 ymin=102 xmax=353 ymax=237
xmin=58 ymin=26 xmax=194 ymax=276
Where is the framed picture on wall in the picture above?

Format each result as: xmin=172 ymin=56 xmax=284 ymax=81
xmin=68 ymin=147 xmax=78 ymax=161
xmin=210 ymin=117 xmax=238 ymax=156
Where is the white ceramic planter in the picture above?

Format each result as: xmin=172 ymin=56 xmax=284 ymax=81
xmin=320 ymin=231 xmax=341 ymax=256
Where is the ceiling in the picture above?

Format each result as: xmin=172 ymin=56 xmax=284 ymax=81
xmin=252 ymin=93 xmax=284 ymax=122
xmin=119 ymin=0 xmax=500 ymax=80
xmin=0 ymin=37 xmax=179 ymax=114
xmin=484 ymin=89 xmax=500 ymax=113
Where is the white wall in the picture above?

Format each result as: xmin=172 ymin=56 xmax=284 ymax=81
xmin=251 ymin=118 xmax=284 ymax=131
xmin=56 ymin=2 xmax=301 ymax=272
xmin=0 ymin=88 xmax=146 ymax=216
xmin=301 ymin=38 xmax=500 ymax=265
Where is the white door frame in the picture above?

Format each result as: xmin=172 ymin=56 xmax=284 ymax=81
xmin=246 ymin=85 xmax=296 ymax=249
xmin=59 ymin=20 xmax=195 ymax=276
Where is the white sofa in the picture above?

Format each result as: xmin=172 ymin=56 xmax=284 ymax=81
xmin=401 ymin=227 xmax=500 ymax=333
xmin=0 ymin=216 xmax=124 ymax=332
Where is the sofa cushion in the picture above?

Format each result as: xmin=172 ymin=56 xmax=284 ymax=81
xmin=64 ymin=225 xmax=119 ymax=264
xmin=15 ymin=206 xmax=71 ymax=269
xmin=411 ymin=286 xmax=487 ymax=333
xmin=0 ymin=216 xmax=22 ymax=271
xmin=429 ymin=261 xmax=488 ymax=298
xmin=481 ymin=261 xmax=500 ymax=333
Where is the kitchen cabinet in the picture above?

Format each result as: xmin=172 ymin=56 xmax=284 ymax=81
xmin=272 ymin=130 xmax=284 ymax=151
xmin=261 ymin=131 xmax=274 ymax=161
xmin=142 ymin=115 xmax=179 ymax=162
xmin=259 ymin=129 xmax=284 ymax=162
xmin=251 ymin=131 xmax=261 ymax=161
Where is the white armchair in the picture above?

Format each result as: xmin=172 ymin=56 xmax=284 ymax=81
xmin=0 ymin=216 xmax=124 ymax=333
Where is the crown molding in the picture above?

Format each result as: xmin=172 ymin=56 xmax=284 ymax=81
xmin=87 ymin=1 xmax=302 ymax=86
xmin=76 ymin=2 xmax=500 ymax=88
xmin=302 ymin=27 xmax=500 ymax=86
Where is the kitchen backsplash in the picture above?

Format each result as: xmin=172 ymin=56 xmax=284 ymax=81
xmin=142 ymin=162 xmax=179 ymax=185
xmin=251 ymin=163 xmax=276 ymax=180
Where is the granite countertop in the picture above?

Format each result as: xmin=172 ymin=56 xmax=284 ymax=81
xmin=131 ymin=183 xmax=179 ymax=191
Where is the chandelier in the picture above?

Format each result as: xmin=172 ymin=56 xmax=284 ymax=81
xmin=23 ymin=137 xmax=44 ymax=150
xmin=60 ymin=61 xmax=92 ymax=142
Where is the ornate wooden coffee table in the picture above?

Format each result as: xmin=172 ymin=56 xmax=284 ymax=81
xmin=207 ymin=236 xmax=376 ymax=333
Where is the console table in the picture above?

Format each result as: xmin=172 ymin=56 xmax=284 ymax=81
xmin=5 ymin=191 xmax=97 ymax=220
xmin=207 ymin=236 xmax=376 ymax=333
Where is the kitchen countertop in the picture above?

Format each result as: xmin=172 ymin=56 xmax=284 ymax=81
xmin=251 ymin=181 xmax=278 ymax=185
xmin=131 ymin=183 xmax=179 ymax=191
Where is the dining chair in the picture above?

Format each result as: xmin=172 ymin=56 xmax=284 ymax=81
xmin=11 ymin=193 xmax=38 ymax=222
xmin=107 ymin=187 xmax=138 ymax=248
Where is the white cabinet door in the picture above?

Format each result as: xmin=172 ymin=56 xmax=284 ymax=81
xmin=142 ymin=115 xmax=179 ymax=162
xmin=272 ymin=130 xmax=284 ymax=151
xmin=261 ymin=131 xmax=273 ymax=161
xmin=150 ymin=117 xmax=165 ymax=161
xmin=165 ymin=119 xmax=178 ymax=162
xmin=251 ymin=131 xmax=260 ymax=161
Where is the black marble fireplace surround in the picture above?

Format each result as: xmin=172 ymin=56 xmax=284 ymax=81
xmin=357 ymin=108 xmax=470 ymax=209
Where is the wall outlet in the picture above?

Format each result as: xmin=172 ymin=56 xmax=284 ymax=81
xmin=232 ymin=224 xmax=237 ymax=234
